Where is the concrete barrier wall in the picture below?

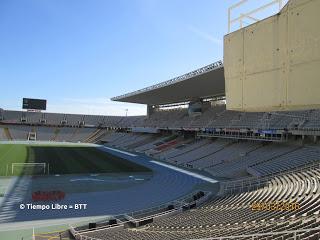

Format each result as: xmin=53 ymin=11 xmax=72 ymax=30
xmin=224 ymin=0 xmax=320 ymax=111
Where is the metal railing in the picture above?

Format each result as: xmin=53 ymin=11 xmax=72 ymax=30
xmin=197 ymin=131 xmax=286 ymax=142
xmin=219 ymin=161 xmax=320 ymax=195
xmin=71 ymin=222 xmax=320 ymax=240
xmin=71 ymin=191 xmax=211 ymax=237
xmin=228 ymin=0 xmax=285 ymax=33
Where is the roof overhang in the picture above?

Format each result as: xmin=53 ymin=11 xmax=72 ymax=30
xmin=111 ymin=61 xmax=225 ymax=106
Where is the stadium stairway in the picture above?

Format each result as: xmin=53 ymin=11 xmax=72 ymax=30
xmin=50 ymin=128 xmax=60 ymax=141
xmin=3 ymin=127 xmax=12 ymax=140
xmin=84 ymin=128 xmax=107 ymax=143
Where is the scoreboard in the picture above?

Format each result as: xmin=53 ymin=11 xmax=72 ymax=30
xmin=22 ymin=98 xmax=47 ymax=110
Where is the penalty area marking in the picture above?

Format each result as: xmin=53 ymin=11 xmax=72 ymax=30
xmin=150 ymin=161 xmax=218 ymax=184
xmin=103 ymin=146 xmax=137 ymax=157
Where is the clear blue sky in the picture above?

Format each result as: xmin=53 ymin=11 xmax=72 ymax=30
xmin=0 ymin=0 xmax=286 ymax=115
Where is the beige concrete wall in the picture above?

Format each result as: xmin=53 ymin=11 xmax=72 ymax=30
xmin=224 ymin=0 xmax=320 ymax=111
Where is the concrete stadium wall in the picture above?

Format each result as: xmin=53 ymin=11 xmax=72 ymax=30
xmin=224 ymin=0 xmax=320 ymax=112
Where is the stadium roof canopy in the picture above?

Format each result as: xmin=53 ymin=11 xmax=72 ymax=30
xmin=111 ymin=60 xmax=225 ymax=106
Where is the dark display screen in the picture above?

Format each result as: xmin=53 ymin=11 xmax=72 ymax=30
xmin=22 ymin=98 xmax=47 ymax=110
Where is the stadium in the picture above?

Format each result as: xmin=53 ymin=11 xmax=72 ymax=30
xmin=1 ymin=0 xmax=320 ymax=239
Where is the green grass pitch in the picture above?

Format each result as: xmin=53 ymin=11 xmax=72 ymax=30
xmin=0 ymin=143 xmax=151 ymax=176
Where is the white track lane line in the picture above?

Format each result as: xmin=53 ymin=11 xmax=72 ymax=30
xmin=150 ymin=161 xmax=218 ymax=183
xmin=103 ymin=147 xmax=137 ymax=157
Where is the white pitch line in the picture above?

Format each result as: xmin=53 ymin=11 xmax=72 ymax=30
xmin=150 ymin=161 xmax=218 ymax=183
xmin=103 ymin=146 xmax=137 ymax=157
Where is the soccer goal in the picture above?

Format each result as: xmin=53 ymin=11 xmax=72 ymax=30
xmin=0 ymin=186 xmax=6 ymax=197
xmin=10 ymin=163 xmax=47 ymax=176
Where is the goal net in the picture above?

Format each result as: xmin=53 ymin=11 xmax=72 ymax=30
xmin=11 ymin=163 xmax=47 ymax=176
xmin=0 ymin=186 xmax=6 ymax=197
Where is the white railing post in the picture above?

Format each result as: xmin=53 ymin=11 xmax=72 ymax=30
xmin=228 ymin=8 xmax=231 ymax=33
xmin=279 ymin=0 xmax=283 ymax=10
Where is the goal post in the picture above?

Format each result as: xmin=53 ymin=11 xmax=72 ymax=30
xmin=0 ymin=186 xmax=6 ymax=197
xmin=11 ymin=163 xmax=47 ymax=176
